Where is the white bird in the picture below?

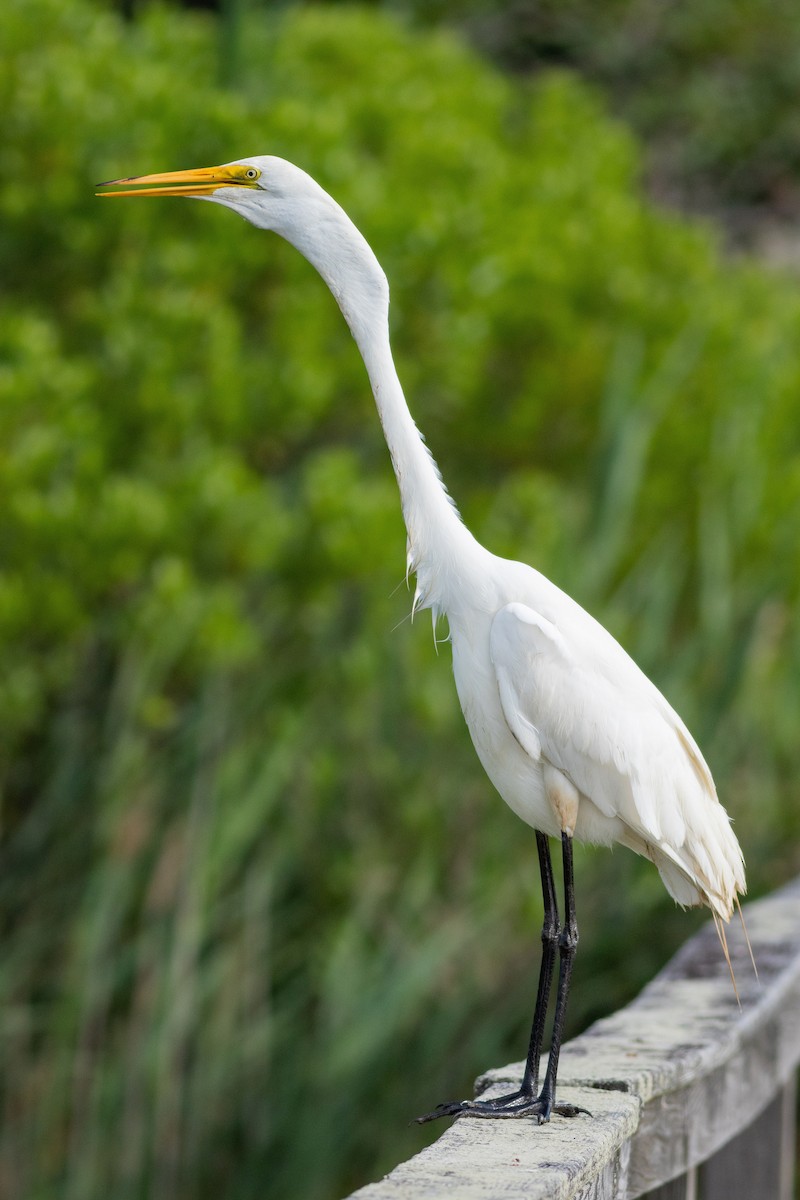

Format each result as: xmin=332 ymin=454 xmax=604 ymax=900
xmin=99 ymin=157 xmax=746 ymax=1124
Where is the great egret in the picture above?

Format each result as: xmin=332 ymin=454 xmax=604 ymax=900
xmin=98 ymin=157 xmax=746 ymax=1125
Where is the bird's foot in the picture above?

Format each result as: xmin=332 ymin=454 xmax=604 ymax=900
xmin=415 ymin=1090 xmax=590 ymax=1126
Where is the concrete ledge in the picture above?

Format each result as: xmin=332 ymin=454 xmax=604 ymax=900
xmin=350 ymin=1085 xmax=639 ymax=1200
xmin=345 ymin=877 xmax=800 ymax=1200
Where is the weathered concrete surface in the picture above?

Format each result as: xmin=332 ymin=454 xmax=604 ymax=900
xmin=349 ymin=1085 xmax=640 ymax=1199
xmin=345 ymin=877 xmax=800 ymax=1200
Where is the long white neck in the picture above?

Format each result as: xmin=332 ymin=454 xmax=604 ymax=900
xmin=271 ymin=183 xmax=482 ymax=614
xmin=355 ymin=317 xmax=477 ymax=614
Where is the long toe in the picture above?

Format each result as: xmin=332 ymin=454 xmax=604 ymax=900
xmin=456 ymin=1100 xmax=549 ymax=1122
xmin=415 ymin=1094 xmax=591 ymax=1125
xmin=414 ymin=1101 xmax=468 ymax=1125
xmin=415 ymin=1095 xmax=542 ymax=1124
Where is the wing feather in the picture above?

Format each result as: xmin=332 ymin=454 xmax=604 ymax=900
xmin=489 ymin=601 xmax=744 ymax=916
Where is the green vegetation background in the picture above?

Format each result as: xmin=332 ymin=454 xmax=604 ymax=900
xmin=3 ymin=1 xmax=800 ymax=1197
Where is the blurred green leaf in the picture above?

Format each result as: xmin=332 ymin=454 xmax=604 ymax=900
xmin=2 ymin=3 xmax=800 ymax=1200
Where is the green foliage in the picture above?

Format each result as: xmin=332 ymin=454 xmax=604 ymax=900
xmin=2 ymin=2 xmax=800 ymax=1198
xmin=356 ymin=0 xmax=800 ymax=226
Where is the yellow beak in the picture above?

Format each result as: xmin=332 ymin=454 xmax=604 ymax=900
xmin=96 ymin=163 xmax=258 ymax=198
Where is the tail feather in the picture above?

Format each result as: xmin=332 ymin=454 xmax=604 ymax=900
xmin=652 ymin=837 xmax=742 ymax=922
xmin=736 ymin=896 xmax=758 ymax=982
xmin=650 ymin=836 xmax=756 ymax=997
xmin=712 ymin=910 xmax=740 ymax=1006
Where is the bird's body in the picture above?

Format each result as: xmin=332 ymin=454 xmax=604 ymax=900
xmin=100 ymin=156 xmax=745 ymax=1123
xmin=448 ymin=562 xmax=742 ymax=917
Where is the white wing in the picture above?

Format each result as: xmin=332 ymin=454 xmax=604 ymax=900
xmin=489 ymin=601 xmax=744 ymax=918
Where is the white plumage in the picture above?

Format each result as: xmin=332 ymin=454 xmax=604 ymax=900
xmin=481 ymin=584 xmax=742 ymax=918
xmin=100 ymin=155 xmax=746 ymax=1122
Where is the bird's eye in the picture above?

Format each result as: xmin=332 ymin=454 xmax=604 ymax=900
xmin=244 ymin=168 xmax=260 ymax=180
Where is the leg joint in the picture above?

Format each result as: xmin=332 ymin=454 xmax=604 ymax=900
xmin=541 ymin=920 xmax=559 ymax=947
xmin=559 ymin=924 xmax=578 ymax=955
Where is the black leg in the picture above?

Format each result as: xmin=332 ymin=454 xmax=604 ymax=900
xmin=535 ymin=831 xmax=584 ymax=1120
xmin=519 ymin=831 xmax=559 ymax=1095
xmin=415 ymin=829 xmax=589 ymax=1126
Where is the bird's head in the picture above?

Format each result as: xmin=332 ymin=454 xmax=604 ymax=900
xmin=98 ymin=154 xmax=390 ymax=343
xmin=98 ymin=155 xmax=324 ymax=231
